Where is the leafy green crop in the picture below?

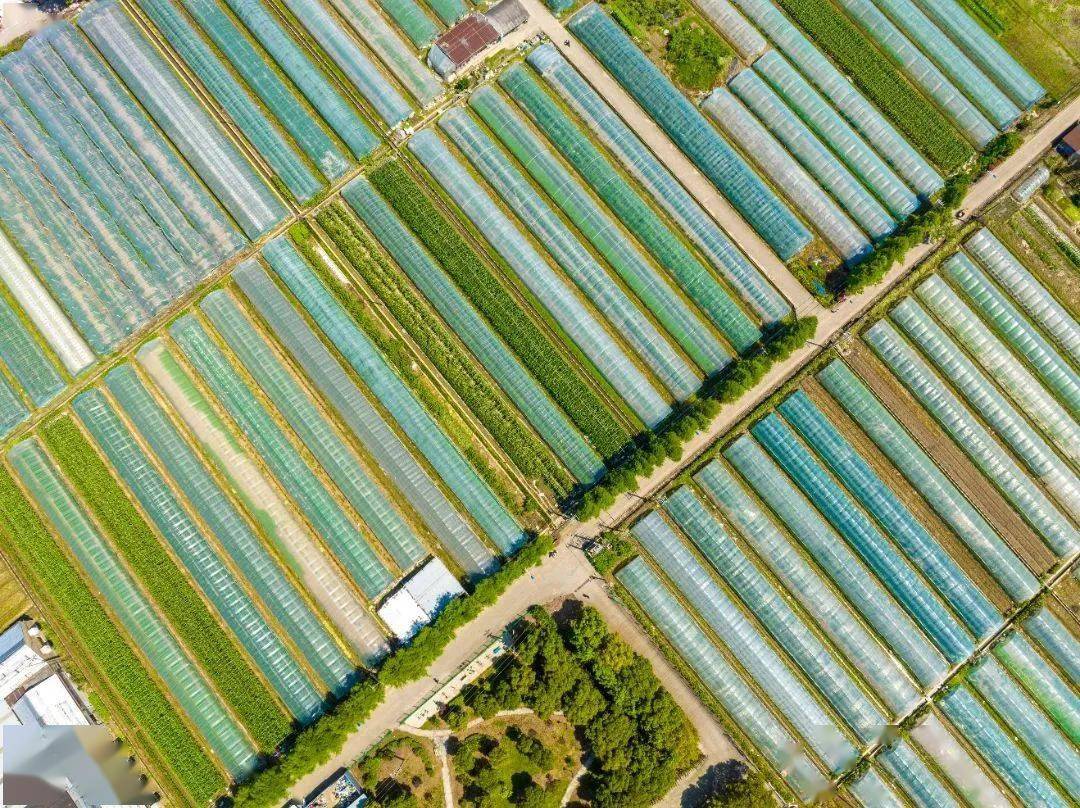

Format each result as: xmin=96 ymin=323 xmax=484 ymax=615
xmin=315 ymin=202 xmax=573 ymax=499
xmin=0 ymin=465 xmax=225 ymax=805
xmin=773 ymin=0 xmax=973 ymax=173
xmin=369 ymin=160 xmax=630 ymax=460
xmin=38 ymin=416 xmax=291 ymax=751
xmin=287 ymin=220 xmax=523 ymax=513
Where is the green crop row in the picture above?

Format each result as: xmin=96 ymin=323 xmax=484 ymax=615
xmin=773 ymin=0 xmax=973 ymax=173
xmin=38 ymin=416 xmax=291 ymax=752
xmin=368 ymin=159 xmax=631 ymax=461
xmin=316 ymin=202 xmax=574 ymax=500
xmin=287 ymin=221 xmax=525 ymax=515
xmin=0 ymin=464 xmax=225 ymax=806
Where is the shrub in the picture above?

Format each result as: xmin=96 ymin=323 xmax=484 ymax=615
xmin=38 ymin=416 xmax=290 ymax=751
xmin=666 ymin=18 xmax=731 ymax=91
xmin=575 ymin=317 xmax=816 ymax=519
xmin=368 ymin=159 xmax=630 ymax=459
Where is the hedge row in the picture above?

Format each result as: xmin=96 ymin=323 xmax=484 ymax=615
xmin=231 ymin=533 xmax=554 ymax=808
xmin=316 ymin=201 xmax=574 ymax=499
xmin=368 ymin=159 xmax=631 ymax=460
xmin=773 ymin=0 xmax=973 ymax=173
xmin=843 ymin=133 xmax=1022 ymax=295
xmin=38 ymin=416 xmax=291 ymax=751
xmin=0 ymin=464 xmax=226 ymax=805
xmin=287 ymin=221 xmax=523 ymax=513
xmin=576 ymin=317 xmax=817 ymax=519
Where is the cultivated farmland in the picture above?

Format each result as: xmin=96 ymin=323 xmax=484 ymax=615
xmin=0 ymin=0 xmax=1067 ymax=803
xmin=607 ymin=223 xmax=1080 ymax=806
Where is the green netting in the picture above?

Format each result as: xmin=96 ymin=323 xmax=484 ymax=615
xmin=8 ymin=438 xmax=258 ymax=777
xmin=500 ymin=64 xmax=761 ymax=351
xmin=420 ymin=0 xmax=465 ymax=25
xmin=170 ymin=313 xmax=395 ymax=598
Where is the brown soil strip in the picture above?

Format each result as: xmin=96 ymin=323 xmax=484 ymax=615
xmin=805 ymin=379 xmax=1012 ymax=613
xmin=844 ymin=343 xmax=1055 ymax=576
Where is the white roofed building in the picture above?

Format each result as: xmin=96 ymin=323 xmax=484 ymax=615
xmin=377 ymin=558 xmax=466 ymax=641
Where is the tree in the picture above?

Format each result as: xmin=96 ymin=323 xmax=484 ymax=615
xmin=704 ymin=763 xmax=773 ymax=807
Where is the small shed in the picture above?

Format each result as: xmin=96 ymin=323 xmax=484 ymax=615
xmin=1056 ymin=123 xmax=1080 ymax=163
xmin=377 ymin=558 xmax=465 ymax=641
xmin=486 ymin=0 xmax=527 ymax=37
xmin=428 ymin=14 xmax=499 ymax=78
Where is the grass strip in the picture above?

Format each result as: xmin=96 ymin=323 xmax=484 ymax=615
xmin=315 ymin=202 xmax=574 ymax=499
xmin=0 ymin=464 xmax=225 ymax=806
xmin=38 ymin=415 xmax=291 ymax=751
xmin=232 ymin=533 xmax=554 ymax=808
xmin=772 ymin=0 xmax=973 ymax=173
xmin=287 ymin=220 xmax=525 ymax=514
xmin=368 ymin=159 xmax=630 ymax=460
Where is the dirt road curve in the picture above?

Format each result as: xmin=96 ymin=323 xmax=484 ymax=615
xmin=286 ymin=19 xmax=1080 ymax=803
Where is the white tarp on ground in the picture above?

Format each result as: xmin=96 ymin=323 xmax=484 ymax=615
xmin=378 ymin=558 xmax=465 ymax=640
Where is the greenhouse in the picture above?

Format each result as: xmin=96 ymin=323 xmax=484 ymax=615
xmin=325 ymin=0 xmax=442 ymax=104
xmin=170 ymin=314 xmax=396 ymax=598
xmin=438 ymin=107 xmax=702 ymax=401
xmin=965 ymin=228 xmax=1080 ymax=363
xmin=991 ymin=633 xmax=1080 ymax=741
xmin=526 ymin=45 xmax=791 ymax=323
xmin=728 ymin=67 xmax=895 ymax=240
xmin=105 ymin=361 xmax=370 ymax=682
xmin=263 ymin=237 xmax=525 ymax=556
xmin=752 ymin=50 xmax=918 ymax=219
xmin=73 ymin=388 xmax=326 ymax=722
xmin=408 ymin=128 xmax=671 ymax=428
xmin=79 ymin=1 xmax=286 ymax=239
xmin=500 ymin=65 xmax=763 ymax=349
xmin=201 ymin=287 xmax=425 ymax=570
xmin=908 ymin=712 xmax=1011 ymax=807
xmin=660 ymin=488 xmax=889 ymax=744
xmin=0 ymin=221 xmax=92 ymax=373
xmin=751 ymin=413 xmax=976 ymax=663
xmin=693 ymin=459 xmax=923 ymax=716
xmin=847 ymin=767 xmax=908 ymax=808
xmin=343 ymin=177 xmax=604 ymax=484
xmin=888 ymin=299 xmax=1080 ymax=516
xmin=138 ymin=0 xmax=323 ymax=202
xmin=136 ymin=339 xmax=389 ymax=661
xmin=940 ymin=686 xmax=1068 ymax=808
xmin=280 ymin=0 xmax=415 ymax=125
xmin=876 ymin=740 xmax=958 ymax=808
xmin=817 ymin=359 xmax=1040 ymax=603
xmin=632 ymin=512 xmax=858 ymax=774
xmin=169 ymin=0 xmax=351 ymax=180
xmin=829 ymin=0 xmax=996 ymax=146
xmin=910 ymin=0 xmax=1044 ymax=107
xmin=617 ymin=557 xmax=828 ymax=802
xmin=724 ymin=435 xmax=949 ymax=687
xmin=703 ymin=88 xmax=871 ymax=261
xmin=231 ymin=261 xmax=497 ymax=579
xmin=216 ymin=0 xmax=380 ymax=157
xmin=865 ymin=320 xmax=1080 ymax=558
xmin=0 ymin=293 xmax=64 ymax=407
xmin=1024 ymin=610 xmax=1080 ymax=686
xmin=351 ymin=0 xmax=438 ymax=47
xmin=870 ymin=0 xmax=1020 ymax=128
xmin=567 ymin=4 xmax=812 ymax=260
xmin=776 ymin=390 xmax=1002 ymax=639
xmin=8 ymin=439 xmax=259 ymax=777
xmin=694 ymin=0 xmax=767 ymax=59
xmin=469 ymin=88 xmax=735 ymax=369
xmin=942 ymin=253 xmax=1080 ymax=413
xmin=724 ymin=0 xmax=944 ymax=197
xmin=916 ymin=275 xmax=1080 ymax=464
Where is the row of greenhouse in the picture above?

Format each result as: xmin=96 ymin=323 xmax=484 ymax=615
xmin=613 ymin=227 xmax=1080 ymax=805
xmin=560 ymin=0 xmax=1042 ymax=267
xmin=0 ymin=0 xmax=440 ymax=439
xmin=0 ymin=229 xmax=541 ymax=801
